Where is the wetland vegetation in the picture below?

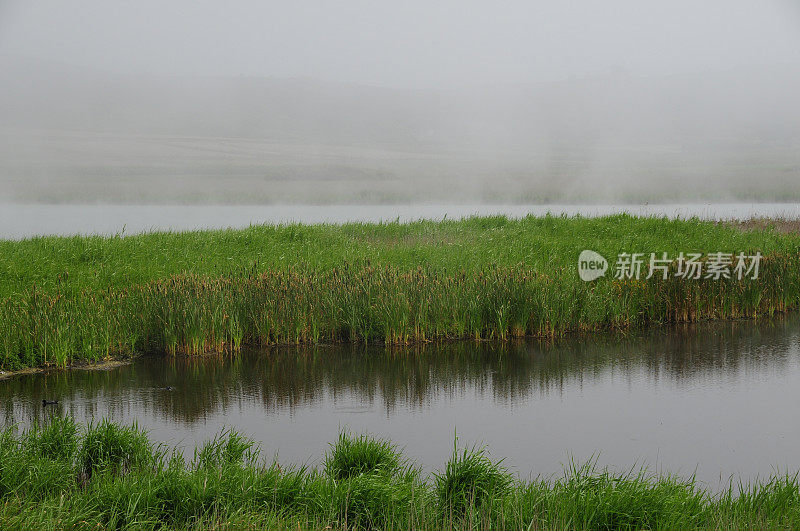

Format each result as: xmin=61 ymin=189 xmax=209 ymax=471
xmin=1 ymin=215 xmax=799 ymax=370
xmin=2 ymin=418 xmax=800 ymax=529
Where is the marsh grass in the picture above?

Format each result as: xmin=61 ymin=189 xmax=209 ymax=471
xmin=324 ymin=431 xmax=404 ymax=480
xmin=2 ymin=420 xmax=800 ymax=529
xmin=79 ymin=419 xmax=155 ymax=477
xmin=1 ymin=215 xmax=800 ymax=369
xmin=545 ymin=459 xmax=708 ymax=529
xmin=323 ymin=432 xmax=423 ymax=528
xmin=24 ymin=415 xmax=78 ymax=461
xmin=2 ymin=258 xmax=799 ymax=371
xmin=435 ymin=440 xmax=513 ymax=519
xmin=193 ymin=428 xmax=257 ymax=470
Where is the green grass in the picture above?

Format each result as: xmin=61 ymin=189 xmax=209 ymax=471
xmin=324 ymin=431 xmax=406 ymax=481
xmin=1 ymin=418 xmax=800 ymax=529
xmin=79 ymin=419 xmax=156 ymax=478
xmin=1 ymin=215 xmax=799 ymax=369
xmin=435 ymin=437 xmax=513 ymax=516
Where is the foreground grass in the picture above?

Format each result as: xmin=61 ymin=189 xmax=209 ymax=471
xmin=1 ymin=215 xmax=800 ymax=369
xmin=1 ymin=418 xmax=799 ymax=530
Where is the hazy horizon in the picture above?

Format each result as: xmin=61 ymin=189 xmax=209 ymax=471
xmin=2 ymin=1 xmax=800 ymax=204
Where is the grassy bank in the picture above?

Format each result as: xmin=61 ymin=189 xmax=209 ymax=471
xmin=1 ymin=215 xmax=799 ymax=369
xmin=1 ymin=418 xmax=799 ymax=529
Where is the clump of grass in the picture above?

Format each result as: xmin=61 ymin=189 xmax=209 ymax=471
xmin=716 ymin=473 xmax=800 ymax=525
xmin=331 ymin=472 xmax=422 ymax=529
xmin=324 ymin=432 xmax=404 ymax=480
xmin=0 ymin=423 xmax=76 ymax=500
xmin=323 ymin=432 xmax=422 ymax=528
xmin=78 ymin=419 xmax=154 ymax=477
xmin=548 ymin=460 xmax=708 ymax=529
xmin=192 ymin=428 xmax=257 ymax=469
xmin=24 ymin=415 xmax=78 ymax=461
xmin=434 ymin=439 xmax=513 ymax=516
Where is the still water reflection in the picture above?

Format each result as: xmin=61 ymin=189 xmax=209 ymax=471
xmin=2 ymin=316 xmax=799 ymax=488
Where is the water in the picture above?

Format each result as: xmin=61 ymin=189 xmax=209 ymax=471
xmin=2 ymin=202 xmax=800 ymax=239
xmin=2 ymin=315 xmax=799 ymax=489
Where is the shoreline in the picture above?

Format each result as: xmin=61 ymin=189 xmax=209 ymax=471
xmin=0 ymin=358 xmax=132 ymax=380
xmin=1 ymin=311 xmax=796 ymax=377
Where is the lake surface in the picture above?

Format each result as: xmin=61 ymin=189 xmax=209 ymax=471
xmin=2 ymin=315 xmax=799 ymax=489
xmin=2 ymin=202 xmax=800 ymax=239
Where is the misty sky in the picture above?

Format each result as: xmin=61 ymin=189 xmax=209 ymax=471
xmin=2 ymin=1 xmax=800 ymax=205
xmin=3 ymin=0 xmax=800 ymax=88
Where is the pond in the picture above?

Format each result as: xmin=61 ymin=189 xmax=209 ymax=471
xmin=2 ymin=314 xmax=799 ymax=489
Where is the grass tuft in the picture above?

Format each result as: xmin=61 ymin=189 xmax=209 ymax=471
xmin=193 ymin=428 xmax=257 ymax=470
xmin=324 ymin=432 xmax=404 ymax=480
xmin=550 ymin=460 xmax=707 ymax=529
xmin=78 ymin=419 xmax=154 ymax=477
xmin=25 ymin=415 xmax=78 ymax=462
xmin=434 ymin=439 xmax=513 ymax=516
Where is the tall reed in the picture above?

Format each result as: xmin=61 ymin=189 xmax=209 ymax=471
xmin=3 ymin=215 xmax=800 ymax=369
xmin=2 ymin=252 xmax=799 ymax=369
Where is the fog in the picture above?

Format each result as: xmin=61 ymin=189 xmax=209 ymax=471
xmin=2 ymin=0 xmax=800 ymax=204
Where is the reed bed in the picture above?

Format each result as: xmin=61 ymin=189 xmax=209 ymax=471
xmin=2 ymin=418 xmax=800 ymax=529
xmin=1 ymin=215 xmax=799 ymax=369
xmin=2 ymin=256 xmax=800 ymax=369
